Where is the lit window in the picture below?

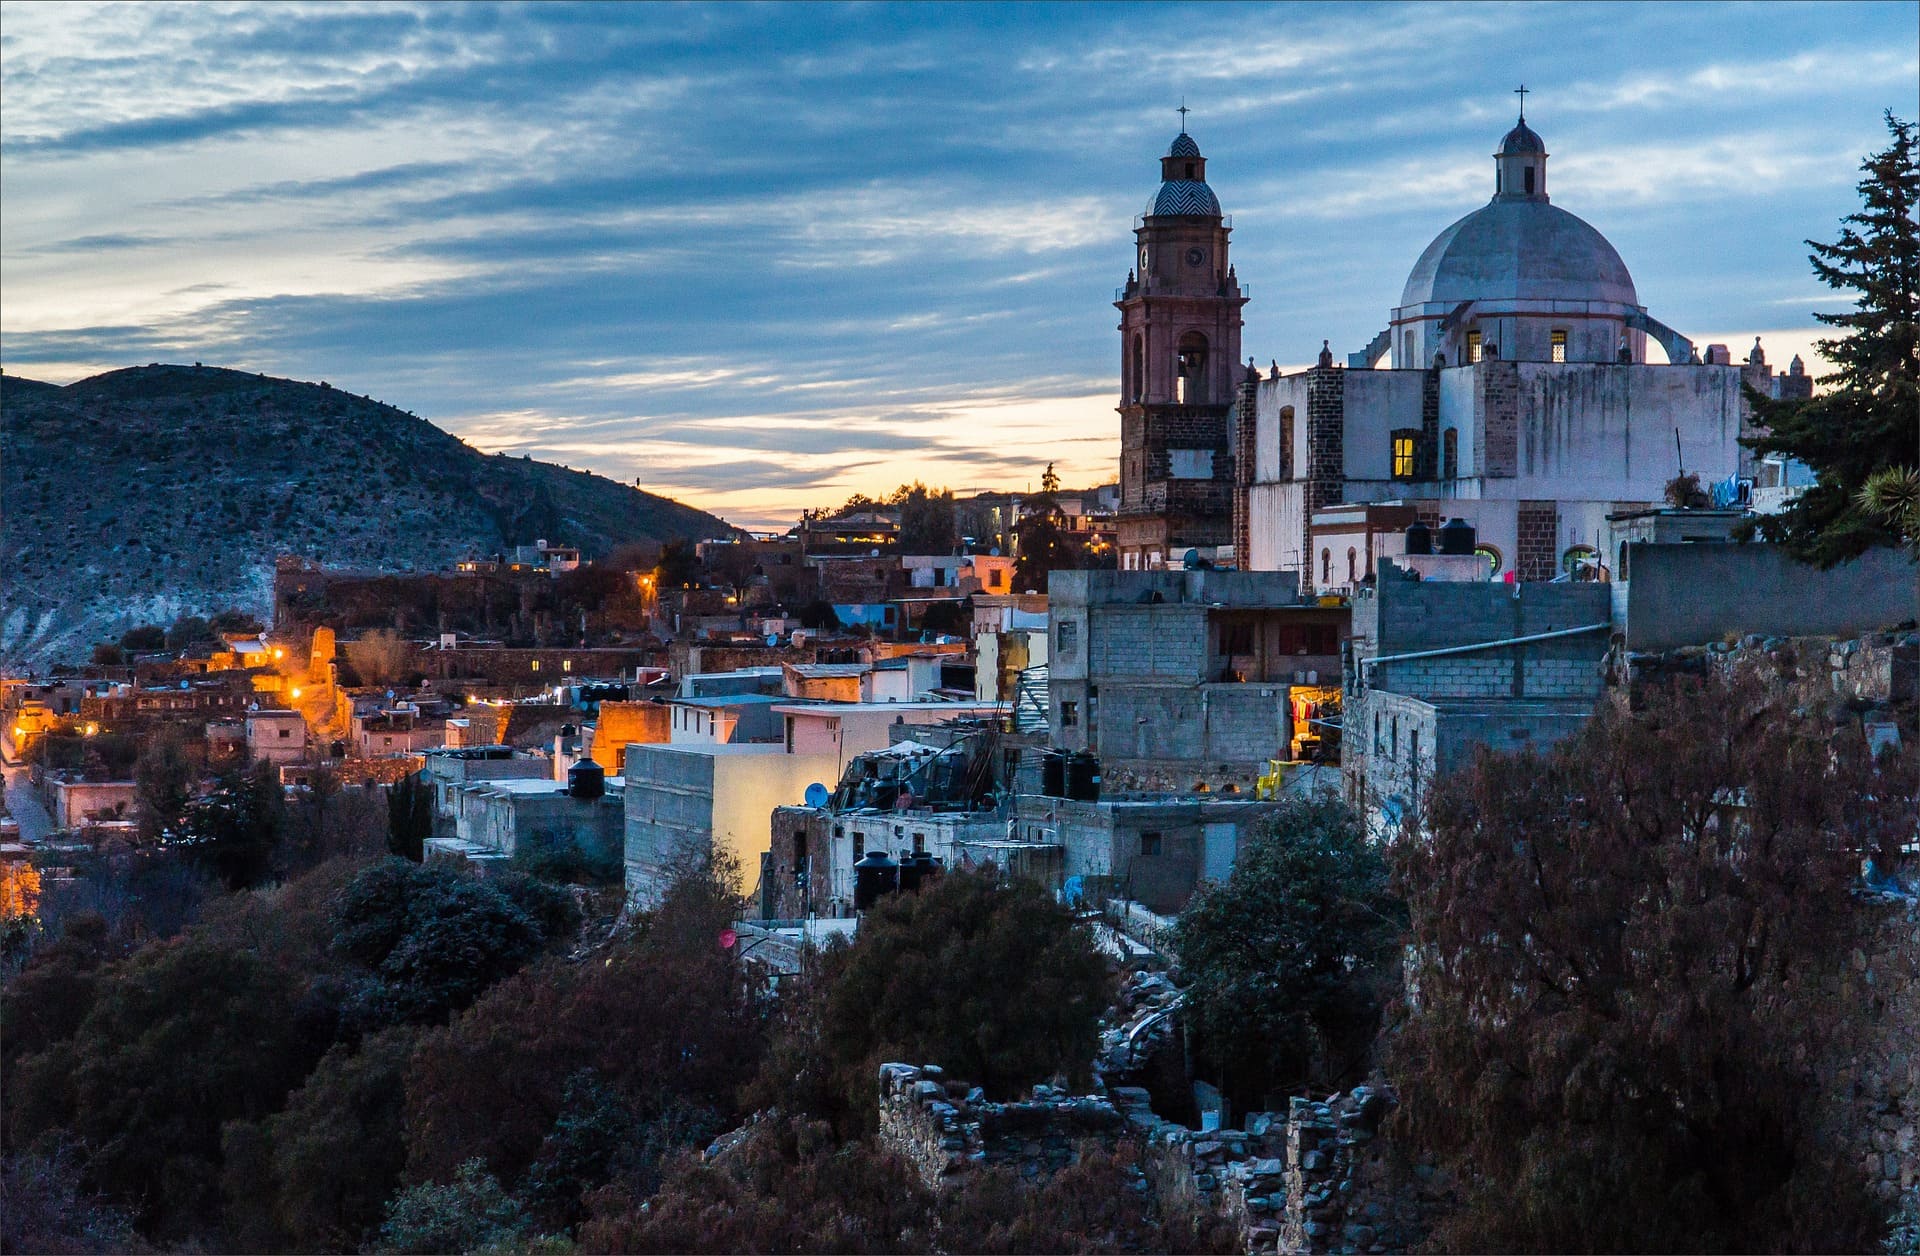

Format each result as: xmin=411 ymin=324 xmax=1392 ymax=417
xmin=562 ymin=659 xmax=572 ymax=673
xmin=530 ymin=659 xmax=540 ymax=672
xmin=1466 ymin=329 xmax=1483 ymax=364
xmin=1060 ymin=701 xmax=1079 ymax=728
xmin=1391 ymin=432 xmax=1417 ymax=479
xmin=1475 ymin=545 xmax=1503 ymax=577
xmin=1551 ymin=330 xmax=1568 ymax=363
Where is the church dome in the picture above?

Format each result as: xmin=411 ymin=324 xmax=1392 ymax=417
xmin=1149 ymin=179 xmax=1221 ymax=216
xmin=1167 ymin=131 xmax=1202 ymax=158
xmin=1398 ymin=198 xmax=1637 ymax=309
xmin=1499 ymin=118 xmax=1545 ymax=154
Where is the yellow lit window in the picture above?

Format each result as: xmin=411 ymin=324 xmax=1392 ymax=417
xmin=1466 ymin=329 xmax=1483 ymax=364
xmin=1391 ymin=433 xmax=1416 ymax=479
xmin=530 ymin=659 xmax=540 ymax=672
xmin=1551 ymin=329 xmax=1567 ymax=363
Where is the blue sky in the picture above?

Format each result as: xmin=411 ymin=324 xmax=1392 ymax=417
xmin=3 ymin=2 xmax=1914 ymax=528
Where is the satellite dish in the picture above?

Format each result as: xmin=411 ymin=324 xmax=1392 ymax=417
xmin=803 ymin=782 xmax=830 ymax=809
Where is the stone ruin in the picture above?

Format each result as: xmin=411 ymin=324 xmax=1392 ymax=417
xmin=877 ymin=1062 xmax=1126 ymax=1189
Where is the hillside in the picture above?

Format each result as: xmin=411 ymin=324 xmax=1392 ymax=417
xmin=0 ymin=364 xmax=736 ymax=668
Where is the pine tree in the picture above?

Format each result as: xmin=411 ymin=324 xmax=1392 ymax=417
xmin=1745 ymin=112 xmax=1918 ymax=566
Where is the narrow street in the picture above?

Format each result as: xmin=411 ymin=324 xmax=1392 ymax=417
xmin=3 ymin=759 xmax=56 ymax=844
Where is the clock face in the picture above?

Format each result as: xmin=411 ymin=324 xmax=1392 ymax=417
xmin=1186 ymin=246 xmax=1206 ymax=266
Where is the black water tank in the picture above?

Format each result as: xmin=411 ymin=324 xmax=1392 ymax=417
xmin=567 ymin=760 xmax=605 ymax=800
xmin=1437 ymin=517 xmax=1477 ymax=556
xmin=897 ymin=851 xmax=925 ymax=894
xmin=853 ymin=850 xmax=899 ymax=910
xmin=1065 ymin=752 xmax=1101 ymax=801
xmin=1042 ymin=751 xmax=1066 ymax=798
xmin=1404 ymin=519 xmax=1433 ymax=556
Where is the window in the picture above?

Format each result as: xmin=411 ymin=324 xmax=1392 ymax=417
xmin=1389 ymin=715 xmax=1398 ymax=758
xmin=913 ymin=832 xmax=926 ymax=853
xmin=1060 ymin=700 xmax=1079 ymax=729
xmin=278 ymin=727 xmax=291 ymax=739
xmin=1176 ymin=332 xmax=1210 ymax=404
xmin=1130 ymin=333 xmax=1145 ymax=401
xmin=853 ymin=832 xmax=865 ymax=860
xmin=1321 ymin=549 xmax=1331 ymax=585
xmin=1442 ymin=429 xmax=1458 ymax=480
xmin=1475 ymin=544 xmax=1503 ymax=577
xmin=1562 ymin=544 xmax=1599 ymax=576
xmin=530 ymin=659 xmax=540 ymax=672
xmin=1391 ymin=431 xmax=1417 ymax=479
xmin=1466 ymin=330 xmax=1483 ymax=364
xmin=1055 ymin=620 xmax=1079 ymax=658
xmin=1346 ymin=547 xmax=1358 ymax=585
xmin=1523 ymin=165 xmax=1535 ymax=194
xmin=562 ymin=659 xmax=572 ymax=673
xmin=1140 ymin=831 xmax=1163 ymax=857
xmin=785 ymin=717 xmax=794 ymax=753
xmin=1374 ymin=712 xmax=1384 ymax=754
xmin=1551 ymin=329 xmax=1568 ymax=363
xmin=1617 ymin=542 xmax=1631 ymax=581
xmin=1170 ymin=448 xmax=1215 ymax=479
xmin=1410 ymin=728 xmax=1420 ymax=767
xmin=1278 ymin=407 xmax=1295 ymax=479
xmin=1402 ymin=331 xmax=1414 ymax=365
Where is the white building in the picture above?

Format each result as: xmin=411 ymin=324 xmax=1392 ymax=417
xmin=246 ymin=708 xmax=307 ymax=765
xmin=1242 ymin=112 xmax=1796 ymax=587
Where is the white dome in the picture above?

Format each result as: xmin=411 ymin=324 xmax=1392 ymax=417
xmin=1398 ymin=198 xmax=1637 ymax=311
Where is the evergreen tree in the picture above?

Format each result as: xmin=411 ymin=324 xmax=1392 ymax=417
xmin=386 ymin=771 xmax=432 ymax=862
xmin=1746 ymin=112 xmax=1918 ymax=565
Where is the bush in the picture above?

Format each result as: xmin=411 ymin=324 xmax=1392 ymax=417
xmin=380 ymin=1159 xmax=534 ymax=1255
xmin=1171 ymin=795 xmax=1403 ymax=1109
xmin=1389 ymin=671 xmax=1903 ymax=1251
xmin=512 ymin=826 xmax=622 ymax=885
xmin=775 ymin=868 xmax=1113 ymax=1131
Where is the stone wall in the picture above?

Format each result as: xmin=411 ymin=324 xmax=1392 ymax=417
xmin=876 ymin=1063 xmax=1126 ymax=1189
xmin=1813 ymin=894 xmax=1920 ymax=1205
xmin=1622 ymin=544 xmax=1917 ymax=651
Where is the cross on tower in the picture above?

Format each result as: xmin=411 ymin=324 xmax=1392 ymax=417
xmin=1514 ymin=84 xmax=1529 ymax=119
xmin=1177 ymin=100 xmax=1190 ymax=130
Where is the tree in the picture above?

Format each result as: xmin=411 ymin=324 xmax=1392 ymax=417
xmin=894 ymin=482 xmax=957 ymax=554
xmin=797 ymin=599 xmax=842 ymax=630
xmin=386 ymin=771 xmax=433 ymax=862
xmin=165 ymin=614 xmax=214 ymax=652
xmin=329 ymin=859 xmax=578 ymax=1029
xmin=343 ymin=628 xmax=413 ymax=687
xmin=0 ymin=1142 xmax=150 ymax=1256
xmin=1171 ymin=795 xmax=1404 ymax=1110
xmin=5 ymin=937 xmax=328 ymax=1241
xmin=1013 ymin=463 xmax=1111 ymax=591
xmin=1745 ymin=113 xmax=1919 ymax=565
xmin=379 ymin=1159 xmax=535 ymax=1256
xmin=119 ymin=624 xmax=167 ymax=653
xmin=795 ymin=869 xmax=1114 ymax=1130
xmin=133 ymin=726 xmax=195 ymax=841
xmin=90 ymin=642 xmax=126 ymax=667
xmin=168 ymin=761 xmax=284 ymax=890
xmin=221 ymin=1027 xmax=420 ymax=1253
xmin=655 ymin=538 xmax=702 ymax=589
xmin=1388 ymin=670 xmax=1905 ymax=1251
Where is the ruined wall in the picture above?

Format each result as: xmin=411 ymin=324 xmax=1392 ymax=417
xmin=1813 ymin=895 xmax=1920 ymax=1205
xmin=876 ymin=1063 xmax=1125 ymax=1189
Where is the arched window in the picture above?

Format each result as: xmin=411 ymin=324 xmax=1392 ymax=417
xmin=1130 ymin=334 xmax=1145 ymax=401
xmin=1442 ymin=429 xmax=1458 ymax=479
xmin=1320 ymin=548 xmax=1331 ymax=586
xmin=1279 ymin=406 xmax=1295 ymax=479
xmin=1561 ymin=544 xmax=1599 ymax=577
xmin=1402 ymin=330 xmax=1414 ymax=366
xmin=1177 ymin=331 xmax=1210 ymax=404
xmin=1523 ymin=165 xmax=1536 ymax=194
xmin=1617 ymin=542 xmax=1631 ymax=581
xmin=1466 ymin=329 xmax=1484 ymax=364
xmin=1475 ymin=544 xmax=1503 ymax=578
xmin=1346 ymin=547 xmax=1358 ymax=584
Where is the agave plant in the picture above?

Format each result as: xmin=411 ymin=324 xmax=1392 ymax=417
xmin=1855 ymin=465 xmax=1920 ymax=553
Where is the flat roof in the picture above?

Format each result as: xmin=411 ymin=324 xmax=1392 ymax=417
xmin=771 ymin=701 xmax=1008 ymax=716
xmin=670 ymin=693 xmax=787 ymax=708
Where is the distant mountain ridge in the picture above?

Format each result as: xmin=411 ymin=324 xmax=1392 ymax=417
xmin=1 ymin=363 xmax=735 ymax=668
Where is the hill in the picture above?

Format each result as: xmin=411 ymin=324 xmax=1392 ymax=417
xmin=0 ymin=364 xmax=736 ymax=668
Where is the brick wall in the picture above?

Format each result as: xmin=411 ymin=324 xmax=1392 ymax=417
xmin=1475 ymin=360 xmax=1519 ymax=478
xmin=1516 ymin=500 xmax=1559 ymax=581
xmin=1300 ymin=368 xmax=1347 ymax=581
xmin=1417 ymin=368 xmax=1440 ymax=482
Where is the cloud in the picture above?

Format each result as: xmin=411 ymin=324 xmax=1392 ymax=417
xmin=2 ymin=0 xmax=1914 ymax=526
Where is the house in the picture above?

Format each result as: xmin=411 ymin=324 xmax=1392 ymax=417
xmin=419 ymin=745 xmax=554 ymax=821
xmin=623 ymin=742 xmax=838 ymax=906
xmin=666 ymin=694 xmax=785 ymax=745
xmin=49 ymin=779 xmax=139 ymax=830
xmin=431 ymin=774 xmax=624 ymax=867
xmin=772 ymin=699 xmax=1010 ymax=767
xmin=1011 ymin=793 xmax=1284 ymax=914
xmin=246 ymin=708 xmax=307 ymax=765
xmin=1046 ymin=569 xmax=1347 ymax=789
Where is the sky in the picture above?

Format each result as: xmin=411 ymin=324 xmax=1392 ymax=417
xmin=2 ymin=2 xmax=1915 ymax=530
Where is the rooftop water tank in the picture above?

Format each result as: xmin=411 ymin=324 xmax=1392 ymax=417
xmin=853 ymin=850 xmax=899 ymax=911
xmin=567 ymin=760 xmax=605 ymax=800
xmin=1404 ymin=519 xmax=1433 ymax=556
xmin=1437 ymin=517 xmax=1477 ymax=556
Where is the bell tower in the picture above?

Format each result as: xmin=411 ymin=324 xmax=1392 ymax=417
xmin=1114 ymin=121 xmax=1247 ymax=569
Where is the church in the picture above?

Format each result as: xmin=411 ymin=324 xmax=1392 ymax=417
xmin=1114 ymin=103 xmax=1805 ymax=585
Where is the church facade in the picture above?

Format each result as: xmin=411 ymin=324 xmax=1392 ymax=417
xmin=1116 ymin=110 xmax=1802 ymax=587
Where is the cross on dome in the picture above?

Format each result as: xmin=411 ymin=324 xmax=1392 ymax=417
xmin=1514 ymin=84 xmax=1529 ymax=120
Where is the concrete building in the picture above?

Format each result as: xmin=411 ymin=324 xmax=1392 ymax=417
xmin=1343 ymin=562 xmax=1611 ymax=832
xmin=419 ymin=745 xmax=553 ymax=822
xmin=49 ymin=779 xmax=138 ymax=830
xmin=667 ymin=693 xmax=785 ymax=744
xmin=586 ymin=699 xmax=671 ymax=769
xmin=772 ymin=700 xmax=1010 ymax=771
xmin=246 ymin=708 xmax=307 ymax=765
xmin=1011 ymin=794 xmax=1283 ymax=915
xmin=1240 ymin=114 xmax=1803 ymax=588
xmin=1047 ymin=569 xmax=1346 ymax=788
xmin=432 ymin=775 xmax=624 ymax=866
xmin=1113 ymin=126 xmax=1249 ymax=569
xmin=623 ymin=742 xmax=838 ymax=906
